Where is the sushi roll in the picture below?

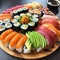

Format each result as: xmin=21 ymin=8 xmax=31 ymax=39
xmin=32 ymin=14 xmax=39 ymax=18
xmin=20 ymin=13 xmax=25 ymax=16
xmin=11 ymin=19 xmax=18 ymax=24
xmin=14 ymin=15 xmax=20 ymax=20
xmin=26 ymin=13 xmax=32 ymax=17
xmin=28 ymin=22 xmax=35 ymax=30
xmin=20 ymin=24 xmax=28 ymax=34
xmin=23 ymin=8 xmax=28 ymax=13
xmin=13 ymin=22 xmax=21 ymax=32
xmin=0 ymin=25 xmax=6 ymax=34
xmin=3 ymin=19 xmax=10 ymax=23
xmin=11 ymin=10 xmax=18 ymax=17
xmin=17 ymin=8 xmax=28 ymax=14
xmin=0 ymin=20 xmax=4 ymax=25
xmin=32 ymin=17 xmax=39 ymax=27
xmin=5 ymin=23 xmax=12 ymax=29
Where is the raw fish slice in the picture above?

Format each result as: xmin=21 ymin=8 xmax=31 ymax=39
xmin=42 ymin=24 xmax=60 ymax=37
xmin=0 ymin=29 xmax=13 ymax=40
xmin=16 ymin=35 xmax=27 ymax=52
xmin=9 ymin=33 xmax=23 ymax=50
xmin=42 ymin=15 xmax=58 ymax=20
xmin=2 ymin=31 xmax=17 ymax=47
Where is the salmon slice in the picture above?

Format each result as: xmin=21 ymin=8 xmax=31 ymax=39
xmin=16 ymin=35 xmax=27 ymax=49
xmin=9 ymin=33 xmax=23 ymax=47
xmin=2 ymin=31 xmax=17 ymax=45
xmin=0 ymin=29 xmax=13 ymax=40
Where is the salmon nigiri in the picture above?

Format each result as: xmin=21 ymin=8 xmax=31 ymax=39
xmin=2 ymin=31 xmax=17 ymax=47
xmin=0 ymin=29 xmax=13 ymax=40
xmin=16 ymin=35 xmax=27 ymax=53
xmin=9 ymin=33 xmax=23 ymax=50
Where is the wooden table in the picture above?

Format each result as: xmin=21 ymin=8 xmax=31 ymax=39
xmin=0 ymin=0 xmax=60 ymax=60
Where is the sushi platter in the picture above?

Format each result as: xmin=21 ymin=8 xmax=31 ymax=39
xmin=0 ymin=2 xmax=60 ymax=59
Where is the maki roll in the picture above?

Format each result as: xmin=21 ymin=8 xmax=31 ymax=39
xmin=32 ymin=17 xmax=39 ymax=27
xmin=32 ymin=14 xmax=39 ymax=18
xmin=28 ymin=22 xmax=35 ymax=30
xmin=20 ymin=13 xmax=25 ymax=16
xmin=14 ymin=15 xmax=20 ymax=20
xmin=17 ymin=8 xmax=28 ymax=14
xmin=26 ymin=13 xmax=32 ymax=17
xmin=3 ymin=19 xmax=10 ymax=23
xmin=20 ymin=24 xmax=28 ymax=34
xmin=0 ymin=20 xmax=4 ymax=25
xmin=0 ymin=25 xmax=6 ymax=34
xmin=13 ymin=22 xmax=21 ymax=32
xmin=11 ymin=19 xmax=18 ymax=24
xmin=11 ymin=10 xmax=18 ymax=17
xmin=23 ymin=8 xmax=28 ymax=13
xmin=5 ymin=23 xmax=12 ymax=29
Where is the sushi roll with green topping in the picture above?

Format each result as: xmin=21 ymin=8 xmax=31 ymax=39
xmin=0 ymin=20 xmax=4 ymax=25
xmin=20 ymin=24 xmax=28 ymax=34
xmin=0 ymin=25 xmax=6 ymax=34
xmin=11 ymin=10 xmax=18 ymax=17
xmin=11 ymin=19 xmax=18 ymax=24
xmin=3 ymin=19 xmax=10 ymax=23
xmin=28 ymin=22 xmax=35 ymax=30
xmin=13 ymin=22 xmax=21 ymax=32
xmin=5 ymin=23 xmax=12 ymax=29
xmin=14 ymin=15 xmax=20 ymax=20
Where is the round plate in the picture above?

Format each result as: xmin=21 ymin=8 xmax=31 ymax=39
xmin=0 ymin=11 xmax=59 ymax=59
xmin=0 ymin=41 xmax=59 ymax=59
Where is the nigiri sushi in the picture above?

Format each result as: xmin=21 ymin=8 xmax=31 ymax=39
xmin=0 ymin=29 xmax=13 ymax=40
xmin=2 ymin=31 xmax=17 ymax=47
xmin=16 ymin=35 xmax=27 ymax=53
xmin=9 ymin=33 xmax=23 ymax=50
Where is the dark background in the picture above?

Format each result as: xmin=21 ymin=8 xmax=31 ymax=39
xmin=0 ymin=0 xmax=60 ymax=60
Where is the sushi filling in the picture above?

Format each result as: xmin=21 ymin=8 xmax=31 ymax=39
xmin=5 ymin=23 xmax=12 ymax=29
xmin=20 ymin=24 xmax=28 ymax=30
xmin=0 ymin=25 xmax=6 ymax=31
xmin=3 ymin=19 xmax=10 ymax=23
xmin=0 ymin=20 xmax=3 ymax=25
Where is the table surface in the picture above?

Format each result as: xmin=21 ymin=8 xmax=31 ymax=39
xmin=0 ymin=0 xmax=60 ymax=60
